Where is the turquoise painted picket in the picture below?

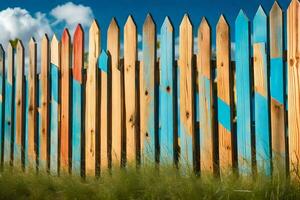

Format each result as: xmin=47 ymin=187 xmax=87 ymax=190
xmin=235 ymin=10 xmax=252 ymax=175
xmin=159 ymin=17 xmax=176 ymax=164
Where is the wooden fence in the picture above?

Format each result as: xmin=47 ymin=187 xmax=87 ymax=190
xmin=0 ymin=0 xmax=299 ymax=177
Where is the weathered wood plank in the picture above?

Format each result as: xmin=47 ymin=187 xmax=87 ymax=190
xmin=198 ymin=18 xmax=214 ymax=173
xmin=0 ymin=45 xmax=4 ymax=164
xmin=107 ymin=18 xmax=122 ymax=168
xmin=14 ymin=40 xmax=25 ymax=167
xmin=40 ymin=34 xmax=50 ymax=171
xmin=253 ymin=6 xmax=271 ymax=175
xmin=124 ymin=16 xmax=138 ymax=166
xmin=50 ymin=35 xmax=61 ymax=175
xmin=60 ymin=29 xmax=71 ymax=173
xmin=179 ymin=14 xmax=195 ymax=169
xmin=26 ymin=38 xmax=37 ymax=169
xmin=72 ymin=24 xmax=84 ymax=175
xmin=4 ymin=43 xmax=14 ymax=165
xmin=85 ymin=20 xmax=100 ymax=176
xmin=159 ymin=17 xmax=176 ymax=164
xmin=287 ymin=0 xmax=300 ymax=177
xmin=269 ymin=1 xmax=286 ymax=175
xmin=216 ymin=15 xmax=234 ymax=173
xmin=98 ymin=51 xmax=111 ymax=170
xmin=235 ymin=10 xmax=252 ymax=175
xmin=141 ymin=14 xmax=157 ymax=164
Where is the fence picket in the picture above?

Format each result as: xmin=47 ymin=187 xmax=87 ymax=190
xmin=235 ymin=10 xmax=252 ymax=175
xmin=50 ymin=35 xmax=60 ymax=175
xmin=60 ymin=29 xmax=71 ymax=173
xmin=72 ymin=24 xmax=84 ymax=175
xmin=4 ymin=43 xmax=13 ymax=165
xmin=25 ymin=38 xmax=37 ymax=169
xmin=179 ymin=14 xmax=195 ymax=169
xmin=159 ymin=17 xmax=176 ymax=164
xmin=107 ymin=18 xmax=122 ymax=168
xmin=14 ymin=41 xmax=25 ymax=167
xmin=141 ymin=14 xmax=157 ymax=163
xmin=124 ymin=16 xmax=138 ymax=166
xmin=253 ymin=6 xmax=271 ymax=175
xmin=198 ymin=18 xmax=214 ymax=173
xmin=85 ymin=20 xmax=100 ymax=176
xmin=99 ymin=51 xmax=111 ymax=169
xmin=39 ymin=35 xmax=50 ymax=171
xmin=216 ymin=15 xmax=234 ymax=173
xmin=287 ymin=0 xmax=300 ymax=177
xmin=269 ymin=1 xmax=286 ymax=175
xmin=0 ymin=45 xmax=4 ymax=164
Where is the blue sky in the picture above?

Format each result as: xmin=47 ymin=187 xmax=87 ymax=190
xmin=0 ymin=0 xmax=292 ymax=58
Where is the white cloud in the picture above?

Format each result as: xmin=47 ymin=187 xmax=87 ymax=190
xmin=0 ymin=7 xmax=52 ymax=49
xmin=50 ymin=2 xmax=94 ymax=34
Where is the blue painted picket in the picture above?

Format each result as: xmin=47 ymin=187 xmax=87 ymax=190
xmin=235 ymin=10 xmax=252 ymax=175
xmin=50 ymin=63 xmax=59 ymax=174
xmin=253 ymin=6 xmax=271 ymax=175
xmin=72 ymin=25 xmax=84 ymax=175
xmin=159 ymin=17 xmax=175 ymax=163
xmin=4 ymin=44 xmax=14 ymax=165
xmin=0 ymin=45 xmax=4 ymax=164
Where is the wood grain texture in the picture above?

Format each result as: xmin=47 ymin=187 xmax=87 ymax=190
xmin=14 ymin=40 xmax=25 ymax=167
xmin=0 ymin=45 xmax=4 ymax=164
xmin=124 ymin=16 xmax=138 ymax=165
xmin=85 ymin=20 xmax=100 ymax=176
xmin=269 ymin=1 xmax=286 ymax=175
xmin=198 ymin=18 xmax=214 ymax=173
xmin=98 ymin=51 xmax=111 ymax=170
xmin=27 ymin=38 xmax=37 ymax=168
xmin=40 ymin=34 xmax=50 ymax=170
xmin=107 ymin=18 xmax=123 ymax=168
xmin=179 ymin=14 xmax=195 ymax=169
xmin=159 ymin=17 xmax=176 ymax=164
xmin=287 ymin=0 xmax=300 ymax=177
xmin=4 ymin=43 xmax=13 ymax=164
xmin=253 ymin=6 xmax=271 ymax=176
xmin=141 ymin=14 xmax=157 ymax=163
xmin=72 ymin=24 xmax=84 ymax=175
xmin=50 ymin=35 xmax=61 ymax=175
xmin=235 ymin=10 xmax=252 ymax=175
xmin=216 ymin=15 xmax=234 ymax=173
xmin=60 ymin=29 xmax=71 ymax=173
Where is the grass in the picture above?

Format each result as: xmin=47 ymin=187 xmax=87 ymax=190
xmin=0 ymin=165 xmax=299 ymax=200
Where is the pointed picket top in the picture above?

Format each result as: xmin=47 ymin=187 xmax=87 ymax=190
xmin=51 ymin=34 xmax=60 ymax=67
xmin=62 ymin=28 xmax=71 ymax=44
xmin=217 ymin=15 xmax=229 ymax=30
xmin=271 ymin=1 xmax=282 ymax=13
xmin=288 ymin=0 xmax=300 ymax=11
xmin=143 ymin=13 xmax=155 ymax=29
xmin=16 ymin=40 xmax=24 ymax=52
xmin=236 ymin=9 xmax=249 ymax=24
xmin=29 ymin=37 xmax=36 ymax=46
xmin=125 ymin=15 xmax=136 ymax=30
xmin=180 ymin=14 xmax=192 ymax=30
xmin=161 ymin=16 xmax=173 ymax=32
xmin=108 ymin=17 xmax=119 ymax=32
xmin=98 ymin=50 xmax=109 ymax=73
xmin=73 ymin=24 xmax=84 ymax=83
xmin=42 ymin=34 xmax=49 ymax=48
xmin=199 ymin=17 xmax=210 ymax=33
xmin=253 ymin=6 xmax=267 ymax=43
xmin=89 ymin=19 xmax=100 ymax=39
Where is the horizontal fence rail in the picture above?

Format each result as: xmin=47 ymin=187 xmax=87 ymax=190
xmin=0 ymin=0 xmax=299 ymax=178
